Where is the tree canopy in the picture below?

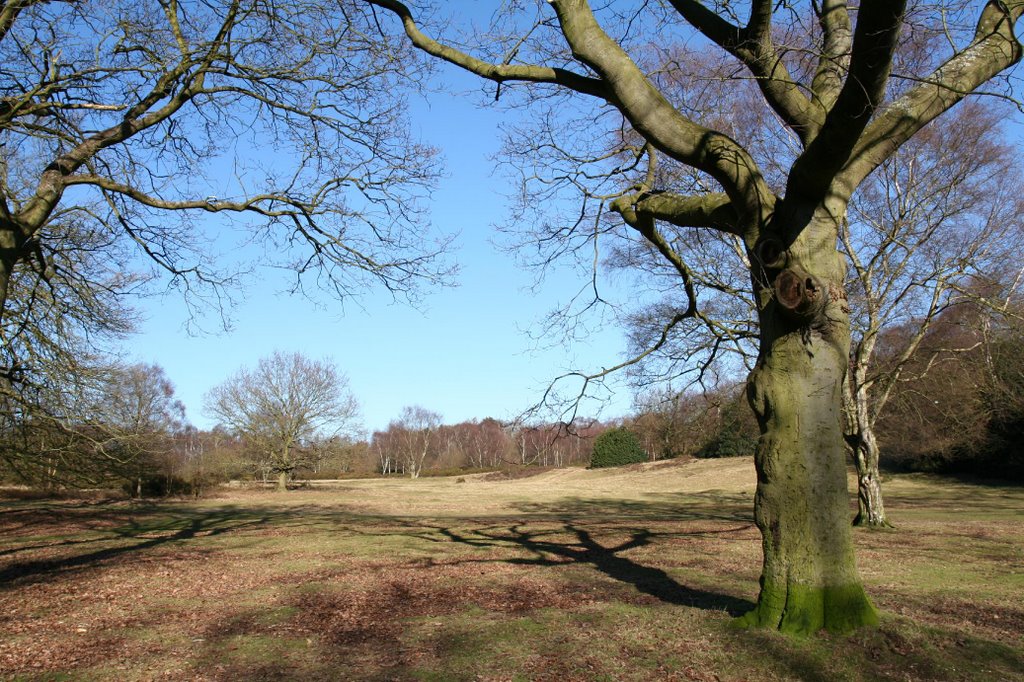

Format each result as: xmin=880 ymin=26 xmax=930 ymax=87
xmin=0 ymin=0 xmax=454 ymax=392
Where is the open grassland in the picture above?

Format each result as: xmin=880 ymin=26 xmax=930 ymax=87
xmin=1 ymin=458 xmax=1021 ymax=681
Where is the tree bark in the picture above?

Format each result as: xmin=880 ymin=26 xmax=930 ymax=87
xmin=850 ymin=427 xmax=891 ymax=527
xmin=0 ymin=227 xmax=20 ymax=319
xmin=844 ymin=367 xmax=893 ymax=527
xmin=736 ymin=204 xmax=878 ymax=635
xmin=276 ymin=470 xmax=288 ymax=492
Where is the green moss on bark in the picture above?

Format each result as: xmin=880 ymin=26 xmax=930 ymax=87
xmin=733 ymin=581 xmax=879 ymax=636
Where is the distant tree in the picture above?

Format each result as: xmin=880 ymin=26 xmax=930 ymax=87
xmin=975 ymin=318 xmax=1024 ymax=480
xmin=303 ymin=436 xmax=367 ymax=478
xmin=388 ymin=405 xmax=441 ymax=479
xmin=519 ymin=421 xmax=596 ymax=468
xmin=630 ymin=389 xmax=717 ymax=460
xmin=470 ymin=419 xmax=509 ymax=468
xmin=0 ymin=359 xmax=185 ymax=491
xmin=695 ymin=386 xmax=760 ymax=459
xmin=875 ymin=302 xmax=1024 ymax=481
xmin=204 ymin=351 xmax=359 ymax=491
xmin=371 ymin=428 xmax=398 ymax=475
xmin=92 ymin=363 xmax=187 ymax=496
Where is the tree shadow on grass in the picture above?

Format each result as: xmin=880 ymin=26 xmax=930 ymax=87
xmin=511 ymin=491 xmax=755 ymax=524
xmin=427 ymin=519 xmax=754 ymax=616
xmin=0 ymin=506 xmax=271 ymax=587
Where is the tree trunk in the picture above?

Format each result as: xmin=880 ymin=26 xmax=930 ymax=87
xmin=276 ymin=443 xmax=292 ymax=491
xmin=0 ymin=222 xmax=35 ymax=323
xmin=0 ymin=257 xmax=11 ymax=321
xmin=851 ymin=429 xmax=891 ymax=527
xmin=737 ymin=205 xmax=878 ymax=635
xmin=845 ymin=376 xmax=892 ymax=527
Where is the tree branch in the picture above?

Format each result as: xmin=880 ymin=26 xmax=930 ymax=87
xmin=364 ymin=0 xmax=611 ymax=100
xmin=668 ymin=0 xmax=823 ymax=144
xmin=810 ymin=0 xmax=853 ymax=112
xmin=610 ymin=191 xmax=742 ymax=235
xmin=839 ymin=0 xmax=1024 ymax=193
xmin=787 ymin=0 xmax=907 ymax=205
xmin=63 ymin=175 xmax=316 ymax=217
xmin=547 ymin=0 xmax=772 ymax=227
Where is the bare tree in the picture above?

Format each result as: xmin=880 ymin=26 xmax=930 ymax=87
xmin=92 ymin=363 xmax=187 ymax=496
xmin=389 ymin=405 xmax=441 ymax=479
xmin=371 ymin=428 xmax=397 ymax=475
xmin=204 ymin=351 xmax=359 ymax=491
xmin=366 ymin=0 xmax=1024 ymax=634
xmin=841 ymin=101 xmax=1024 ymax=527
xmin=0 ymin=0 xmax=452 ymax=330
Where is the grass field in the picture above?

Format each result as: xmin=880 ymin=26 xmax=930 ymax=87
xmin=1 ymin=457 xmax=1021 ymax=681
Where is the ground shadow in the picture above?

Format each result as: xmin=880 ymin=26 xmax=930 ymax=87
xmin=512 ymin=491 xmax=755 ymax=523
xmin=428 ymin=520 xmax=753 ymax=615
xmin=0 ymin=506 xmax=271 ymax=587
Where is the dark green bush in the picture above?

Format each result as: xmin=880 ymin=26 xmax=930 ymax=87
xmin=590 ymin=427 xmax=648 ymax=468
xmin=698 ymin=426 xmax=759 ymax=458
xmin=696 ymin=392 xmax=759 ymax=458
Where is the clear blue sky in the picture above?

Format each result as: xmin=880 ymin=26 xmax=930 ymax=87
xmin=125 ymin=63 xmax=636 ymax=435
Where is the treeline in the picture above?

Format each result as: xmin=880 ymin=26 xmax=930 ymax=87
xmin=370 ymin=413 xmax=603 ymax=476
xmin=2 ymin=303 xmax=1020 ymax=495
xmin=0 ymin=376 xmax=755 ymax=493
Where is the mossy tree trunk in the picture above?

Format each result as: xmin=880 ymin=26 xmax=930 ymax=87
xmin=737 ymin=203 xmax=879 ymax=635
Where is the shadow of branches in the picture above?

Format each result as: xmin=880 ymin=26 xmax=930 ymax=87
xmin=418 ymin=519 xmax=753 ymax=615
xmin=0 ymin=506 xmax=271 ymax=587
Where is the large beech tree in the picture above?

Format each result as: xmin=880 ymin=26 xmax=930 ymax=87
xmin=366 ymin=0 xmax=1024 ymax=634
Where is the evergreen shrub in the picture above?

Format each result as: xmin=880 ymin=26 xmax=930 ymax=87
xmin=590 ymin=427 xmax=648 ymax=468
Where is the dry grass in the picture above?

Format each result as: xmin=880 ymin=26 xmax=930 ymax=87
xmin=0 ymin=458 xmax=1021 ymax=681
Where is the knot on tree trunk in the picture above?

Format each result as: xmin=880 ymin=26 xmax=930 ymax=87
xmin=755 ymin=237 xmax=788 ymax=270
xmin=773 ymin=268 xmax=828 ymax=321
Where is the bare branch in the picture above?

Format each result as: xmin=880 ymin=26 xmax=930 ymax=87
xmin=365 ymin=0 xmax=611 ymax=99
xmin=668 ymin=0 xmax=823 ymax=143
xmin=788 ymin=0 xmax=908 ymax=205
xmin=840 ymin=1 xmax=1024 ymax=193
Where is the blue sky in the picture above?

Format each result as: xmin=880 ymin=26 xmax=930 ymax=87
xmin=126 ymin=62 xmax=636 ymax=435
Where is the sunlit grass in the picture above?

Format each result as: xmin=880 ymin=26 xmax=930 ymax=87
xmin=1 ymin=459 xmax=1022 ymax=681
